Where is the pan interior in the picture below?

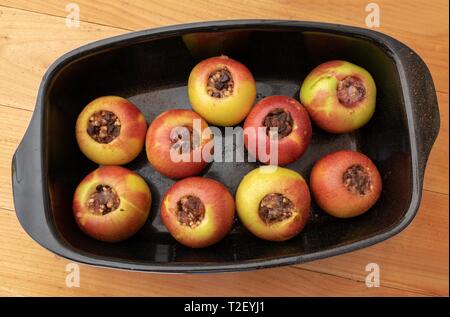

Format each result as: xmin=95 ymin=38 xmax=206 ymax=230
xmin=44 ymin=29 xmax=412 ymax=265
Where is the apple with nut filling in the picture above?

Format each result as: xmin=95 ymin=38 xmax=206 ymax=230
xmin=236 ymin=166 xmax=310 ymax=242
xmin=310 ymin=150 xmax=382 ymax=218
xmin=160 ymin=177 xmax=235 ymax=248
xmin=145 ymin=109 xmax=213 ymax=179
xmin=243 ymin=95 xmax=312 ymax=166
xmin=73 ymin=166 xmax=151 ymax=242
xmin=300 ymin=60 xmax=376 ymax=133
xmin=76 ymin=96 xmax=147 ymax=165
xmin=188 ymin=55 xmax=256 ymax=126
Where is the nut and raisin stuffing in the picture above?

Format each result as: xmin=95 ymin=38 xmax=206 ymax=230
xmin=343 ymin=164 xmax=373 ymax=195
xmin=87 ymin=110 xmax=121 ymax=143
xmin=259 ymin=193 xmax=295 ymax=224
xmin=337 ymin=76 xmax=366 ymax=106
xmin=87 ymin=184 xmax=120 ymax=215
xmin=206 ymin=67 xmax=234 ymax=98
xmin=263 ymin=108 xmax=294 ymax=139
xmin=177 ymin=195 xmax=205 ymax=228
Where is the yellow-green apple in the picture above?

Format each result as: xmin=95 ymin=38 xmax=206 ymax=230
xmin=300 ymin=60 xmax=376 ymax=133
xmin=188 ymin=55 xmax=256 ymax=126
xmin=236 ymin=166 xmax=310 ymax=241
xmin=76 ymin=96 xmax=147 ymax=165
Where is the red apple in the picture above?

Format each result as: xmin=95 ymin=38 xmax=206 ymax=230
xmin=243 ymin=96 xmax=312 ymax=166
xmin=310 ymin=150 xmax=382 ymax=218
xmin=73 ymin=166 xmax=151 ymax=242
xmin=160 ymin=177 xmax=235 ymax=248
xmin=188 ymin=55 xmax=256 ymax=126
xmin=145 ymin=109 xmax=213 ymax=179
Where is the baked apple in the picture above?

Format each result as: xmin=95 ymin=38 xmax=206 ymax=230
xmin=310 ymin=150 xmax=382 ymax=218
xmin=236 ymin=166 xmax=310 ymax=241
xmin=73 ymin=166 xmax=151 ymax=242
xmin=188 ymin=55 xmax=256 ymax=126
xmin=145 ymin=109 xmax=213 ymax=179
xmin=76 ymin=96 xmax=147 ymax=165
xmin=160 ymin=177 xmax=235 ymax=248
xmin=243 ymin=95 xmax=312 ymax=166
xmin=300 ymin=60 xmax=376 ymax=133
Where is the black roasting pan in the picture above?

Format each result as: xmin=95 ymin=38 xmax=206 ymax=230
xmin=11 ymin=20 xmax=440 ymax=273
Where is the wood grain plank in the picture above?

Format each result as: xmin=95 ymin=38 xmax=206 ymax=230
xmin=0 ymin=208 xmax=426 ymax=296
xmin=297 ymin=190 xmax=449 ymax=296
xmin=1 ymin=0 xmax=448 ymax=93
xmin=0 ymin=106 xmax=31 ymax=211
xmin=0 ymin=6 xmax=124 ymax=111
xmin=423 ymin=93 xmax=449 ymax=194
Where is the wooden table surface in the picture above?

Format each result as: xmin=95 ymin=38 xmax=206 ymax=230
xmin=0 ymin=0 xmax=448 ymax=297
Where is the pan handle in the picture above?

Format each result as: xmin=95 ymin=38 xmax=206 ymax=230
xmin=11 ymin=110 xmax=56 ymax=249
xmin=396 ymin=44 xmax=440 ymax=185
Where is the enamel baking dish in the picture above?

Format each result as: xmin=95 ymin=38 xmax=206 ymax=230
xmin=12 ymin=20 xmax=439 ymax=273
